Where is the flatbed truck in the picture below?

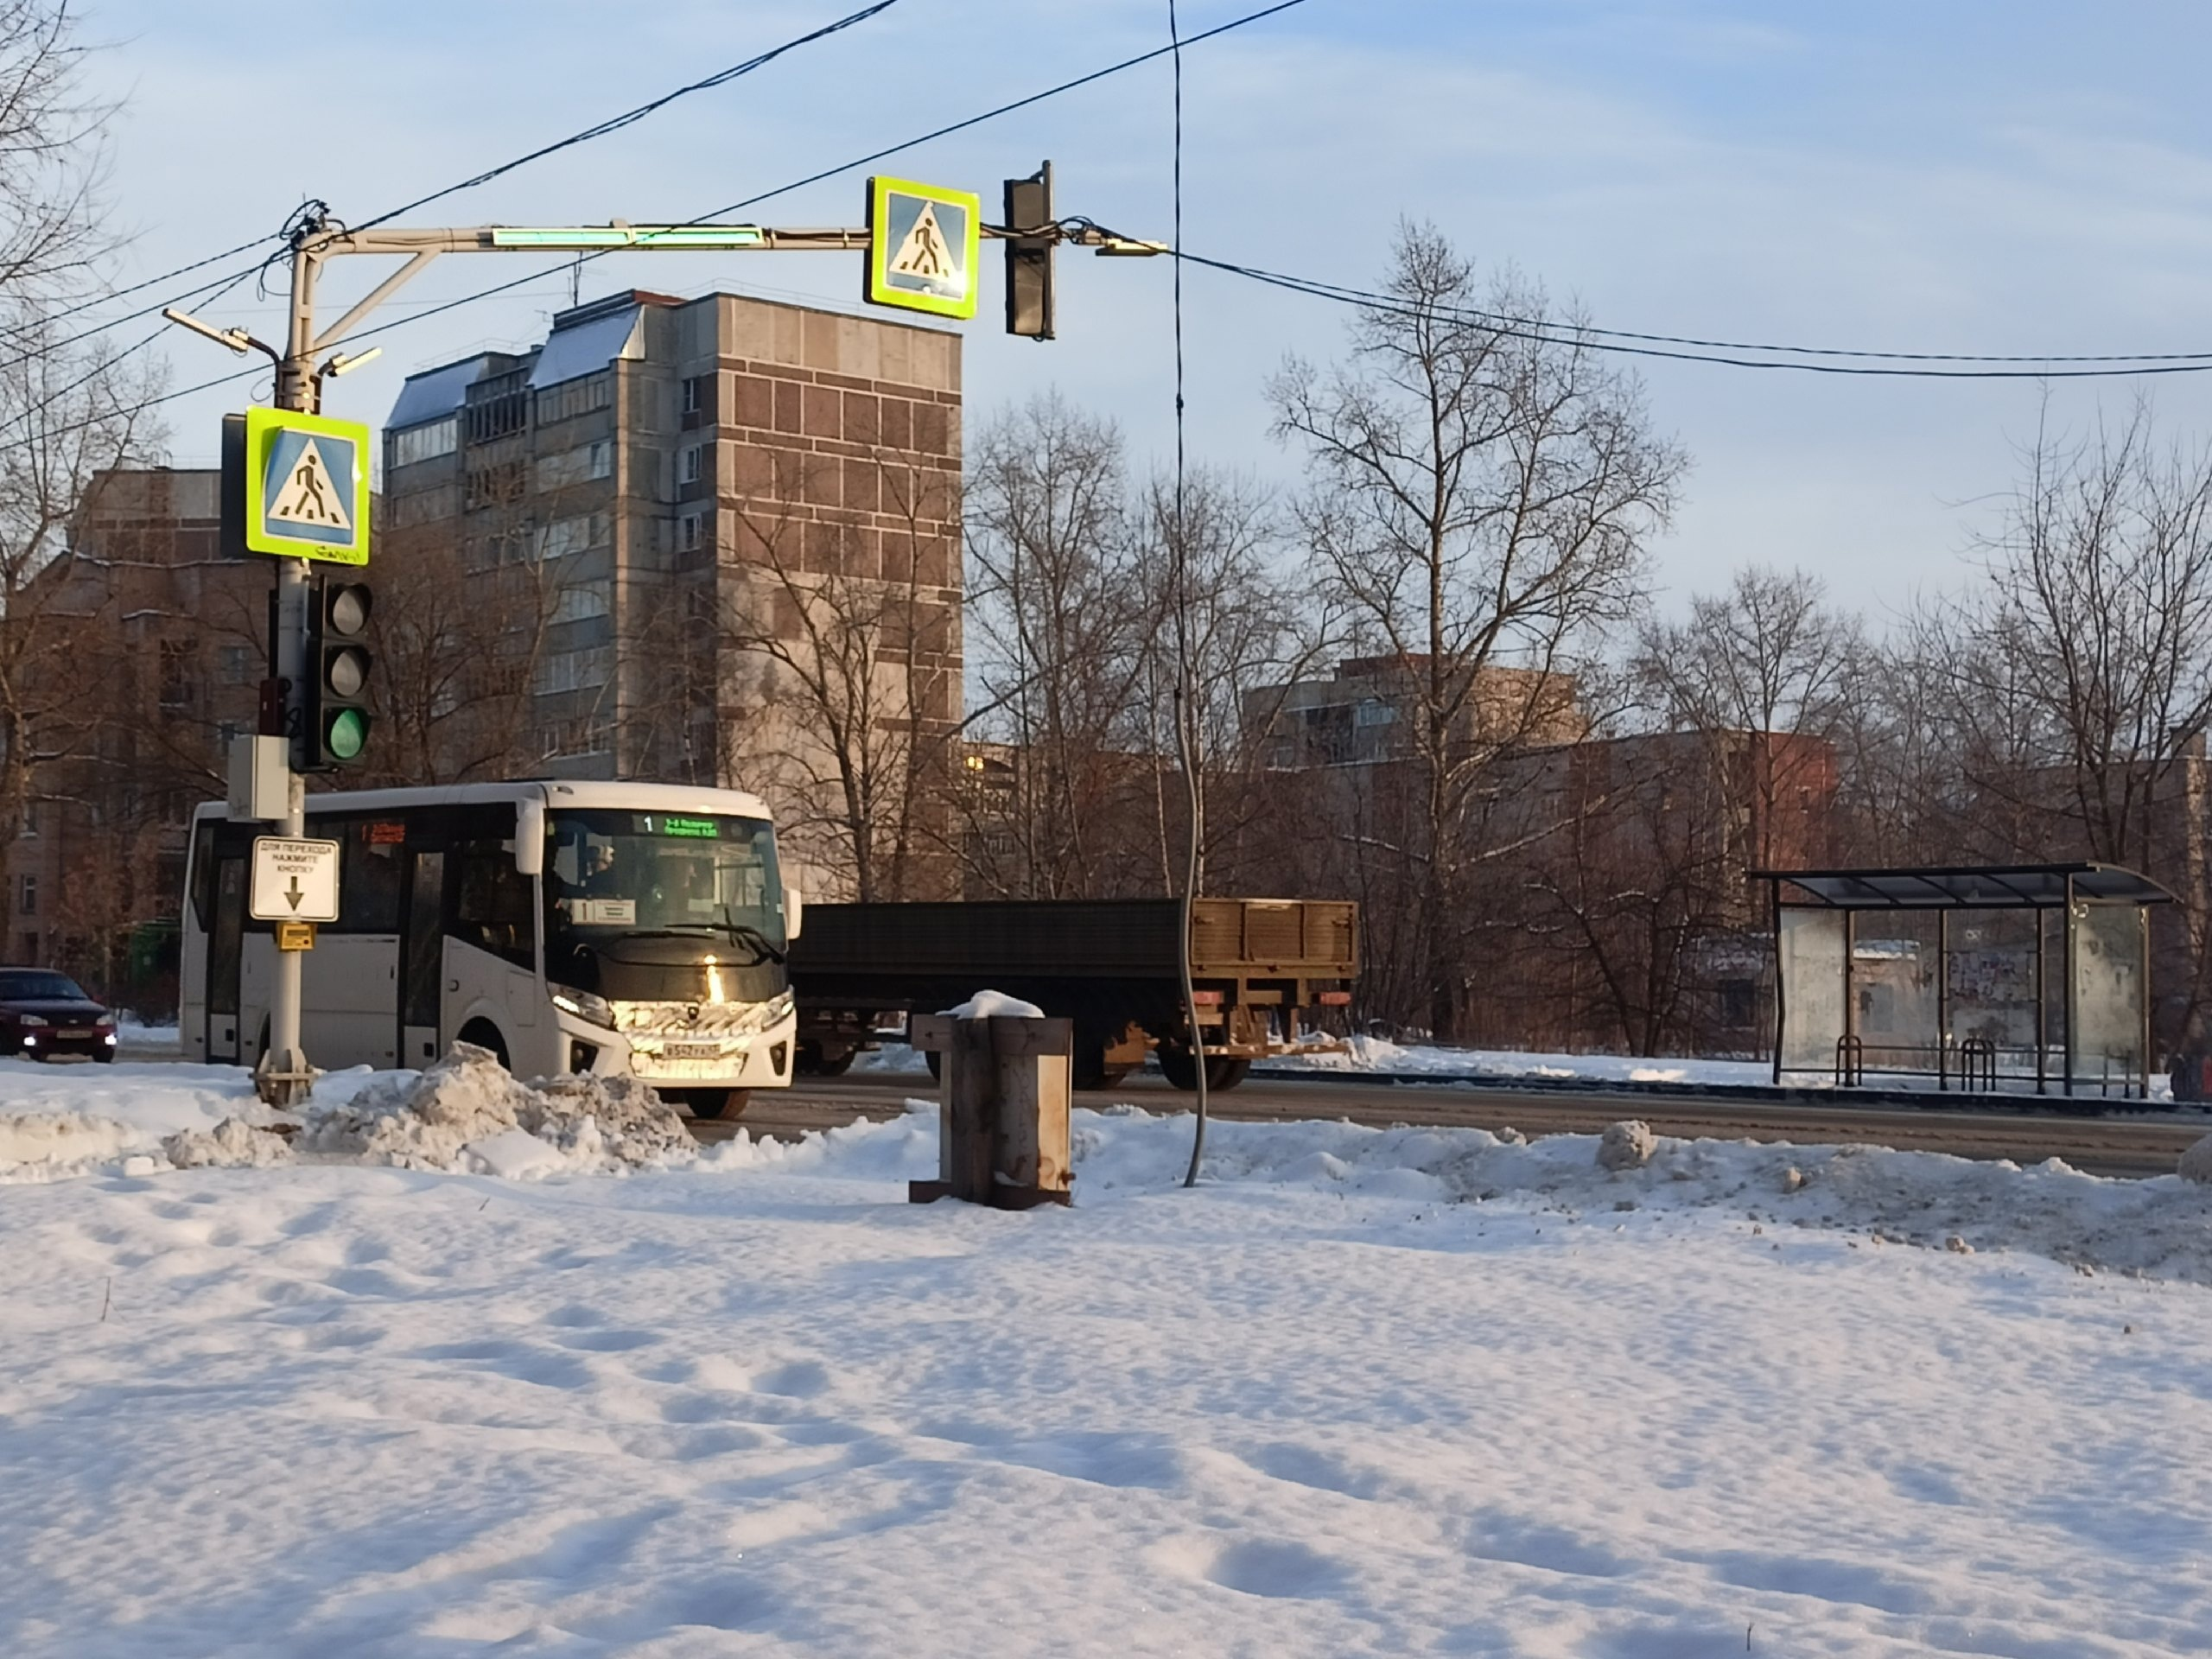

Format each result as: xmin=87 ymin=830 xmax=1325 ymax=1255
xmin=787 ymin=897 xmax=1357 ymax=1091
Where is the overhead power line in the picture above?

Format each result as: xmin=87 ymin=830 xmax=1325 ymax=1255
xmin=302 ymin=0 xmax=1319 ymax=360
xmin=1173 ymin=251 xmax=2212 ymax=379
xmin=4 ymin=2 xmax=908 ymax=378
xmin=351 ymin=0 xmax=906 ymax=232
xmin=0 ymin=0 xmax=1317 ymax=455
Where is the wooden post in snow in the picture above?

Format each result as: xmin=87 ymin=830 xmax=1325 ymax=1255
xmin=906 ymin=1012 xmax=1074 ymax=1209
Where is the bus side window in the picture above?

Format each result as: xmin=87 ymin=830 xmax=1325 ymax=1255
xmin=336 ymin=819 xmax=406 ymax=931
xmin=451 ymin=837 xmax=535 ymax=969
xmin=188 ymin=818 xmax=217 ymax=929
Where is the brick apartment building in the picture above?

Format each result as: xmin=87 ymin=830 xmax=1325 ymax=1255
xmin=3 ymin=467 xmax=268 ymax=1003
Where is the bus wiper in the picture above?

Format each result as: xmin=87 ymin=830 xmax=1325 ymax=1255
xmin=718 ymin=906 xmax=786 ymax=965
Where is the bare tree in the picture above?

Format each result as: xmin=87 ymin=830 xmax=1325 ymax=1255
xmin=1272 ymin=223 xmax=1686 ymax=1038
xmin=713 ymin=449 xmax=963 ymax=901
xmin=0 ymin=2 xmax=150 ymax=948
xmin=962 ymin=391 xmax=1154 ymax=898
xmin=1630 ymin=565 xmax=1859 ymax=872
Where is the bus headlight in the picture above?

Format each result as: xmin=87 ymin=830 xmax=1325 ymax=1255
xmin=762 ymin=988 xmax=795 ymax=1027
xmin=550 ymin=986 xmax=617 ymax=1029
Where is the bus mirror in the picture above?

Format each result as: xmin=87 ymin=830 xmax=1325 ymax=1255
xmin=514 ymin=800 xmax=545 ymax=876
xmin=783 ymin=883 xmax=804 ymax=940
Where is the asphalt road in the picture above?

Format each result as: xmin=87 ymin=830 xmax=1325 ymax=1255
xmin=703 ymin=1068 xmax=2209 ymax=1179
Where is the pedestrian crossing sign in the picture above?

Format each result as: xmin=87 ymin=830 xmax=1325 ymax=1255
xmin=242 ymin=407 xmax=370 ymax=564
xmin=864 ymin=176 xmax=980 ymax=321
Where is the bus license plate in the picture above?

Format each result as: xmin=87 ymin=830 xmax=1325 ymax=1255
xmin=662 ymin=1043 xmax=721 ymax=1062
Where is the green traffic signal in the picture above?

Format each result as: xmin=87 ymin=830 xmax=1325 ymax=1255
xmin=324 ymin=706 xmax=368 ymax=762
xmin=300 ymin=575 xmax=374 ymax=771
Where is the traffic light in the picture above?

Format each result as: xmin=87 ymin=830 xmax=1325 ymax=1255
xmin=1004 ymin=162 xmax=1054 ymax=340
xmin=300 ymin=574 xmax=373 ymax=770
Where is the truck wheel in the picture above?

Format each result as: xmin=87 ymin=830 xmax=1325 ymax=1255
xmin=671 ymin=1088 xmax=749 ymax=1121
xmin=796 ymin=1040 xmax=855 ymax=1077
xmin=1156 ymin=1044 xmax=1198 ymax=1090
xmin=1156 ymin=1046 xmax=1249 ymax=1092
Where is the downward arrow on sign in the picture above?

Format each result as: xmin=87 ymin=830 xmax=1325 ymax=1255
xmin=286 ymin=876 xmax=305 ymax=912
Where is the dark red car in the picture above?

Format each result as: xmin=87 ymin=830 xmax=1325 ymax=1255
xmin=0 ymin=968 xmax=118 ymax=1062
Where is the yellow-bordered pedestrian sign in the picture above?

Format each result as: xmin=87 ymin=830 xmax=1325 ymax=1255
xmin=243 ymin=407 xmax=370 ymax=564
xmin=864 ymin=176 xmax=981 ymax=321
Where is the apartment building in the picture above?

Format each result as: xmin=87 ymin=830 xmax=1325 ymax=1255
xmin=378 ymin=289 xmax=963 ymax=851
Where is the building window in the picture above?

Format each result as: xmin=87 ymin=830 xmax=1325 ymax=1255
xmin=681 ymin=444 xmax=706 ymax=485
xmin=552 ymin=582 xmax=612 ymax=624
xmin=216 ymin=720 xmax=242 ymax=747
xmin=679 ymin=512 xmax=702 ymax=551
xmin=390 ymin=416 xmax=460 ymax=468
xmin=17 ymin=874 xmax=35 ymax=918
xmin=682 ymin=376 xmax=702 ymax=414
xmin=531 ymin=648 xmax=610 ymax=697
xmin=465 ymin=370 xmax=531 ymax=444
xmin=217 ymin=645 xmax=252 ymax=684
xmin=535 ymin=439 xmax=616 ymax=493
xmin=536 ymin=512 xmax=607 ymax=561
xmin=534 ymin=372 xmax=612 ymax=428
xmin=1355 ymin=698 xmax=1397 ymax=728
xmin=158 ymin=639 xmax=194 ymax=709
xmin=1719 ymin=977 xmax=1756 ymax=1029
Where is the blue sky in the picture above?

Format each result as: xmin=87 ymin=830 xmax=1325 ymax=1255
xmin=82 ymin=0 xmax=2212 ymax=615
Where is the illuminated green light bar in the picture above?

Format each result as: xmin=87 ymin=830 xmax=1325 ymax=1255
xmin=489 ymin=226 xmax=768 ymax=250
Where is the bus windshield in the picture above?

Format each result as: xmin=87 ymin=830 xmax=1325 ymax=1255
xmin=544 ymin=810 xmax=785 ymax=995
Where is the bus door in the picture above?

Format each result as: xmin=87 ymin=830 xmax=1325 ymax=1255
xmin=207 ymin=853 xmax=245 ymax=1064
xmin=401 ymin=849 xmax=445 ymax=1067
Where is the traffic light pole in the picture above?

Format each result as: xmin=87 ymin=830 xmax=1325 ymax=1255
xmin=254 ymin=260 xmax=324 ymax=1105
xmin=162 ymin=184 xmax=1154 ymax=1106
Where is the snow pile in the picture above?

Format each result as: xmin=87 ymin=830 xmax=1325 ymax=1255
xmin=939 ymin=988 xmax=1046 ymax=1019
xmin=0 ymin=1111 xmax=145 ymax=1181
xmin=1597 ymin=1118 xmax=1656 ymax=1169
xmin=1259 ymin=1033 xmax=2185 ymax=1102
xmin=161 ymin=1116 xmax=290 ymax=1170
xmin=1037 ymin=1106 xmax=2212 ymax=1284
xmin=296 ymin=1044 xmax=692 ymax=1174
xmin=2179 ymin=1132 xmax=2212 ymax=1184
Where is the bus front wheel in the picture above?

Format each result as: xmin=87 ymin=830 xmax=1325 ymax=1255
xmin=670 ymin=1088 xmax=748 ymax=1121
xmin=457 ymin=1020 xmax=509 ymax=1070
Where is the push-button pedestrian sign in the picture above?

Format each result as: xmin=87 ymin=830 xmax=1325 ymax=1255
xmin=249 ymin=836 xmax=340 ymax=924
xmin=865 ymin=176 xmax=981 ymax=321
xmin=242 ymin=407 xmax=370 ymax=564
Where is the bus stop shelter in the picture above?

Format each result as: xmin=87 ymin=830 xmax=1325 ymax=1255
xmin=1754 ymin=863 xmax=2173 ymax=1097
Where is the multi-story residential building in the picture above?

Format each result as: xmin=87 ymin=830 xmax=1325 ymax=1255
xmin=3 ymin=467 xmax=268 ymax=1001
xmin=1245 ymin=653 xmax=1587 ymax=770
xmin=378 ymin=288 xmax=964 ymax=880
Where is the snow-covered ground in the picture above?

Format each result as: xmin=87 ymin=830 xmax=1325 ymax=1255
xmin=5 ymin=1059 xmax=2212 ymax=1655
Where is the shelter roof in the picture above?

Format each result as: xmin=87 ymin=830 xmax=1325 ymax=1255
xmin=1753 ymin=862 xmax=2175 ymax=909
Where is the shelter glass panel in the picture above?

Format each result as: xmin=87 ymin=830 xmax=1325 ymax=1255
xmin=2072 ymin=904 xmax=2146 ymax=1096
xmin=1945 ymin=908 xmax=2041 ymax=1075
xmin=1778 ymin=908 xmax=1847 ymax=1072
xmin=1852 ymin=912 xmax=1939 ymax=1072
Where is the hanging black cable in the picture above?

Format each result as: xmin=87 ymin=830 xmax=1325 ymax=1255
xmin=1168 ymin=0 xmax=1209 ymax=1191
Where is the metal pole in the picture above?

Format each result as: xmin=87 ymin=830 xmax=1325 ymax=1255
xmin=2034 ymin=906 xmax=2047 ymax=1095
xmin=1936 ymin=907 xmax=1949 ymax=1091
xmin=2062 ymin=874 xmax=2076 ymax=1098
xmin=255 ymin=239 xmax=321 ymax=1108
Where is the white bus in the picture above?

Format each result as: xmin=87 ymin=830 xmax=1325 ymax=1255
xmin=181 ymin=780 xmax=801 ymax=1118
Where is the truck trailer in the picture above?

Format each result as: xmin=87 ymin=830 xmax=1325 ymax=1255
xmin=787 ymin=897 xmax=1357 ymax=1091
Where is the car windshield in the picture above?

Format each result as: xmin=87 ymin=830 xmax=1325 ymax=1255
xmin=0 ymin=970 xmax=88 ymax=1001
xmin=546 ymin=809 xmax=785 ymax=966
